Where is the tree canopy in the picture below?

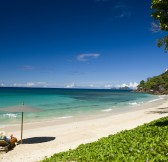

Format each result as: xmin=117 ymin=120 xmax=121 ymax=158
xmin=136 ymin=70 xmax=168 ymax=94
xmin=151 ymin=0 xmax=168 ymax=51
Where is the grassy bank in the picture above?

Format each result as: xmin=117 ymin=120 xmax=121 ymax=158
xmin=42 ymin=116 xmax=168 ymax=162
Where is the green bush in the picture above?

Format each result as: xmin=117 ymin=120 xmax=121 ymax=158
xmin=137 ymin=71 xmax=168 ymax=94
xmin=42 ymin=116 xmax=168 ymax=162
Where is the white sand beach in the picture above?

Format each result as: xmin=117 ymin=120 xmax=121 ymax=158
xmin=0 ymin=95 xmax=168 ymax=162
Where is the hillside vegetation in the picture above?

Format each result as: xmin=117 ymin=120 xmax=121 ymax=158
xmin=136 ymin=71 xmax=168 ymax=95
xmin=42 ymin=116 xmax=168 ymax=162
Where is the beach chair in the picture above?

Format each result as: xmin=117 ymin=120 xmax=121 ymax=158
xmin=0 ymin=139 xmax=10 ymax=153
xmin=0 ymin=137 xmax=18 ymax=153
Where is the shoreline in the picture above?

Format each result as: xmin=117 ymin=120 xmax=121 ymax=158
xmin=0 ymin=95 xmax=168 ymax=162
xmin=0 ymin=94 xmax=162 ymax=128
xmin=0 ymin=90 xmax=159 ymax=127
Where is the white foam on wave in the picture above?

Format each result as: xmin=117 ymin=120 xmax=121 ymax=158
xmin=129 ymin=102 xmax=138 ymax=105
xmin=58 ymin=116 xmax=73 ymax=119
xmin=148 ymin=96 xmax=164 ymax=103
xmin=3 ymin=113 xmax=17 ymax=118
xmin=102 ymin=108 xmax=113 ymax=112
xmin=128 ymin=101 xmax=143 ymax=106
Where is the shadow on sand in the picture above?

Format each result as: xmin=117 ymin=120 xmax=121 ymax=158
xmin=146 ymin=107 xmax=168 ymax=114
xmin=18 ymin=136 xmax=56 ymax=144
xmin=146 ymin=107 xmax=168 ymax=127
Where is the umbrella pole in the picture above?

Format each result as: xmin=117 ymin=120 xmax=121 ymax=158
xmin=21 ymin=112 xmax=23 ymax=144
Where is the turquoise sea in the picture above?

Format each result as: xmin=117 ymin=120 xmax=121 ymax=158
xmin=0 ymin=87 xmax=159 ymax=125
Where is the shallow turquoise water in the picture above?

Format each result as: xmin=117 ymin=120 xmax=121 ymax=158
xmin=0 ymin=87 xmax=158 ymax=125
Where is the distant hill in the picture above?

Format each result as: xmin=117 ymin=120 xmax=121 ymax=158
xmin=136 ymin=71 xmax=168 ymax=95
xmin=119 ymin=86 xmax=132 ymax=90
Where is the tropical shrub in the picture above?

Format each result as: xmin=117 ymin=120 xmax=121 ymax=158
xmin=42 ymin=116 xmax=168 ymax=162
xmin=137 ymin=71 xmax=168 ymax=94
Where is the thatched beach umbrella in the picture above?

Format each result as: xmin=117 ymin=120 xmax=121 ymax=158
xmin=0 ymin=103 xmax=42 ymax=144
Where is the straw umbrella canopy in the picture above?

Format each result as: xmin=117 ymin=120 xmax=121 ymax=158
xmin=0 ymin=104 xmax=42 ymax=144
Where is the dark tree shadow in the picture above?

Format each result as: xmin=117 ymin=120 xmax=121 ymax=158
xmin=153 ymin=120 xmax=168 ymax=127
xmin=146 ymin=107 xmax=168 ymax=127
xmin=146 ymin=107 xmax=168 ymax=114
xmin=158 ymin=107 xmax=168 ymax=110
xmin=147 ymin=110 xmax=168 ymax=114
xmin=18 ymin=136 xmax=56 ymax=144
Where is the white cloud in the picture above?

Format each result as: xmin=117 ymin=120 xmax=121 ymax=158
xmin=129 ymin=82 xmax=139 ymax=88
xmin=13 ymin=83 xmax=22 ymax=87
xmin=120 ymin=82 xmax=138 ymax=89
xmin=12 ymin=82 xmax=48 ymax=87
xmin=26 ymin=82 xmax=35 ymax=87
xmin=0 ymin=83 xmax=5 ymax=87
xmin=115 ymin=11 xmax=131 ymax=18
xmin=26 ymin=82 xmax=48 ymax=87
xmin=89 ymin=84 xmax=94 ymax=88
xmin=104 ymin=84 xmax=113 ymax=88
xmin=120 ymin=83 xmax=128 ymax=87
xmin=77 ymin=54 xmax=100 ymax=61
xmin=2 ymin=81 xmax=138 ymax=89
xmin=65 ymin=82 xmax=75 ymax=88
xmin=64 ymin=81 xmax=138 ymax=89
xmin=104 ymin=82 xmax=138 ymax=89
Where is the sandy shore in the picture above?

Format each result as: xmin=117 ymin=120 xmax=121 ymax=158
xmin=0 ymin=95 xmax=168 ymax=162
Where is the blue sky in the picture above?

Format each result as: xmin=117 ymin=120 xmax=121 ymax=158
xmin=0 ymin=0 xmax=168 ymax=89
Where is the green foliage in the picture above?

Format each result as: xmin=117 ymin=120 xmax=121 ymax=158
xmin=139 ymin=80 xmax=145 ymax=86
xmin=42 ymin=116 xmax=168 ymax=162
xmin=137 ymin=71 xmax=168 ymax=94
xmin=157 ymin=36 xmax=168 ymax=51
xmin=151 ymin=0 xmax=168 ymax=51
xmin=151 ymin=0 xmax=168 ymax=31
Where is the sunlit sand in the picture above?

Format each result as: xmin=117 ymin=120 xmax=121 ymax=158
xmin=0 ymin=95 xmax=168 ymax=162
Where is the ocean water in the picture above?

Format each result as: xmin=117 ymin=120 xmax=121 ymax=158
xmin=0 ymin=87 xmax=159 ymax=125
